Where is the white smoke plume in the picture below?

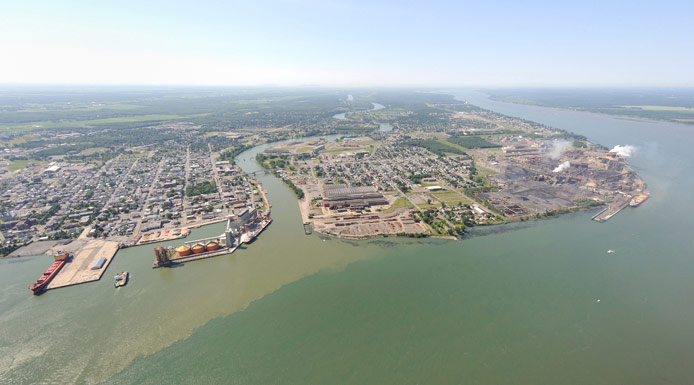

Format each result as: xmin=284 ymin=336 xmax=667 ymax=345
xmin=609 ymin=144 xmax=635 ymax=157
xmin=547 ymin=139 xmax=572 ymax=160
xmin=553 ymin=161 xmax=571 ymax=173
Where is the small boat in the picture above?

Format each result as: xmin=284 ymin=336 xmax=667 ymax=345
xmin=114 ymin=272 xmax=129 ymax=288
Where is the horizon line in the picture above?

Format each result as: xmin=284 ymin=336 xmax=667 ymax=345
xmin=1 ymin=83 xmax=694 ymax=89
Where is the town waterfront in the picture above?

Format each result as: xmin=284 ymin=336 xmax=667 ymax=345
xmin=2 ymin=92 xmax=694 ymax=384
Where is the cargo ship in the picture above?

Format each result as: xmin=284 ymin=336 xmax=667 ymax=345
xmin=28 ymin=252 xmax=69 ymax=295
xmin=630 ymin=192 xmax=650 ymax=207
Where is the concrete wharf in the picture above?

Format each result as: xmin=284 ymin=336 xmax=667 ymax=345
xmin=47 ymin=240 xmax=120 ymax=289
xmin=592 ymin=199 xmax=629 ymax=222
xmin=152 ymin=245 xmax=238 ymax=268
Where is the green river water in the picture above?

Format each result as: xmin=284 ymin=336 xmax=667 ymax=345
xmin=1 ymin=91 xmax=693 ymax=384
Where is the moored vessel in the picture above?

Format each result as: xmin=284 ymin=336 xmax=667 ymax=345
xmin=630 ymin=192 xmax=650 ymax=207
xmin=29 ymin=257 xmax=67 ymax=295
xmin=53 ymin=250 xmax=70 ymax=261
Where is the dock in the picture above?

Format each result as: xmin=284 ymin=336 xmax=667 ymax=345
xmin=47 ymin=240 xmax=120 ymax=289
xmin=592 ymin=199 xmax=629 ymax=222
xmin=136 ymin=227 xmax=190 ymax=245
xmin=152 ymin=245 xmax=238 ymax=268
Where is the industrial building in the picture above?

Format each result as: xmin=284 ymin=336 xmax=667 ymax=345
xmin=323 ymin=184 xmax=388 ymax=209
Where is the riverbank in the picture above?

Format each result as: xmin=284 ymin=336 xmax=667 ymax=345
xmin=486 ymin=93 xmax=694 ymax=126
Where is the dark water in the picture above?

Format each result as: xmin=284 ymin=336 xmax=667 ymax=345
xmin=2 ymin=92 xmax=693 ymax=384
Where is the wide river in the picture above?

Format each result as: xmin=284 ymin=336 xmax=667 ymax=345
xmin=1 ymin=91 xmax=693 ymax=384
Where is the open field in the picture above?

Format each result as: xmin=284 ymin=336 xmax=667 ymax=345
xmin=430 ymin=190 xmax=471 ymax=205
xmin=437 ymin=138 xmax=469 ymax=152
xmin=1 ymin=113 xmax=210 ymax=131
xmin=8 ymin=160 xmax=30 ymax=172
xmin=323 ymin=146 xmax=374 ymax=154
xmin=78 ymin=147 xmax=109 ymax=155
xmin=35 ymin=114 xmax=191 ymax=128
xmin=7 ymin=133 xmax=40 ymax=146
xmin=16 ymin=103 xmax=145 ymax=113
xmin=383 ymin=197 xmax=414 ymax=212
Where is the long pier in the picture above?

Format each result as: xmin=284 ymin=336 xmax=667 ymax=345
xmin=592 ymin=199 xmax=630 ymax=222
xmin=152 ymin=213 xmax=272 ymax=268
xmin=153 ymin=245 xmax=238 ymax=268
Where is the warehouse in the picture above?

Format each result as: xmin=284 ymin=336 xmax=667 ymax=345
xmin=323 ymin=184 xmax=388 ymax=209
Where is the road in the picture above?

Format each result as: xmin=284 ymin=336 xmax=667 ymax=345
xmin=182 ymin=146 xmax=191 ymax=225
xmin=134 ymin=154 xmax=165 ymax=234
xmin=207 ymin=143 xmax=227 ymax=215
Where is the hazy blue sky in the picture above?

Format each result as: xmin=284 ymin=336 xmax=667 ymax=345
xmin=2 ymin=0 xmax=693 ymax=86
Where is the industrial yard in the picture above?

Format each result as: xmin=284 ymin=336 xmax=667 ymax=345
xmin=260 ymin=103 xmax=648 ymax=239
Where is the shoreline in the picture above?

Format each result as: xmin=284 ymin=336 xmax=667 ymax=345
xmin=485 ymin=95 xmax=694 ymax=126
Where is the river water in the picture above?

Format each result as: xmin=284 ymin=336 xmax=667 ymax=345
xmin=333 ymin=102 xmax=392 ymax=132
xmin=2 ymin=92 xmax=694 ymax=384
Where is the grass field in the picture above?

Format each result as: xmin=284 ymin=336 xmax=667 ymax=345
xmin=8 ymin=160 xmax=30 ymax=172
xmin=78 ymin=147 xmax=109 ymax=155
xmin=430 ymin=190 xmax=471 ymax=205
xmin=2 ymin=113 xmax=209 ymax=131
xmin=121 ymin=151 xmax=148 ymax=159
xmin=383 ymin=197 xmax=414 ymax=212
xmin=323 ymin=146 xmax=373 ymax=155
xmin=17 ymin=103 xmax=145 ymax=113
xmin=8 ymin=134 xmax=40 ymax=146
xmin=438 ymin=138 xmax=469 ymax=152
xmin=477 ymin=167 xmax=497 ymax=178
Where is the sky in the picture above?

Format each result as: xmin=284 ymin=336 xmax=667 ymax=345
xmin=1 ymin=0 xmax=693 ymax=87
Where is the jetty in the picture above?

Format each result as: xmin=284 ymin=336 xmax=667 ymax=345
xmin=153 ymin=210 xmax=271 ymax=268
xmin=154 ymin=243 xmax=238 ymax=267
xmin=592 ymin=198 xmax=629 ymax=222
xmin=47 ymin=240 xmax=119 ymax=289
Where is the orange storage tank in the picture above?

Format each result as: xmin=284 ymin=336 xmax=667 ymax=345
xmin=191 ymin=244 xmax=205 ymax=254
xmin=205 ymin=241 xmax=220 ymax=252
xmin=177 ymin=245 xmax=191 ymax=257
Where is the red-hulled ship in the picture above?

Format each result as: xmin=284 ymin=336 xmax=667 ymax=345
xmin=28 ymin=254 xmax=68 ymax=295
